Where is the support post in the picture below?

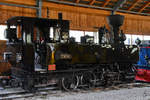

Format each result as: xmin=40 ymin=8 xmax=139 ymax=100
xmin=112 ymin=0 xmax=127 ymax=15
xmin=93 ymin=32 xmax=98 ymax=44
xmin=36 ymin=0 xmax=42 ymax=18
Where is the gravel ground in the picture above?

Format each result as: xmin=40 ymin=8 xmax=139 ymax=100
xmin=16 ymin=87 xmax=150 ymax=100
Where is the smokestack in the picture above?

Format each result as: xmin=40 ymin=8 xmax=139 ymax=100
xmin=107 ymin=14 xmax=124 ymax=47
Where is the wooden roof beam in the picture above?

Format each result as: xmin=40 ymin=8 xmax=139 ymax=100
xmin=76 ymin=0 xmax=80 ymax=3
xmin=139 ymin=1 xmax=150 ymax=12
xmin=102 ymin=0 xmax=111 ymax=7
xmin=89 ymin=0 xmax=95 ymax=5
xmin=0 ymin=0 xmax=36 ymax=6
xmin=83 ymin=0 xmax=103 ymax=4
xmin=112 ymin=0 xmax=127 ymax=14
xmin=127 ymin=0 xmax=141 ymax=11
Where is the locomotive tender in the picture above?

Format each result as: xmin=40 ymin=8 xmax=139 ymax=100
xmin=135 ymin=40 xmax=150 ymax=82
xmin=1 ymin=13 xmax=138 ymax=91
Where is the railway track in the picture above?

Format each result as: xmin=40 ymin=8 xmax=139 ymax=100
xmin=0 ymin=86 xmax=58 ymax=100
xmin=0 ymin=82 xmax=150 ymax=100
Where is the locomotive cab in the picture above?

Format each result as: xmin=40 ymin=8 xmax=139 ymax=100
xmin=5 ymin=17 xmax=69 ymax=75
xmin=3 ymin=16 xmax=71 ymax=90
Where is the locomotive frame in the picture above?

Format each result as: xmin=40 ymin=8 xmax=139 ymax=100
xmin=1 ymin=14 xmax=139 ymax=92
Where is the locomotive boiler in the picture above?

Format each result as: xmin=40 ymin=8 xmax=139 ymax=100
xmin=0 ymin=13 xmax=138 ymax=91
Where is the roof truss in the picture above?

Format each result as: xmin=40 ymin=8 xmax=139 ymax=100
xmin=76 ymin=0 xmax=80 ymax=3
xmin=102 ymin=0 xmax=111 ymax=7
xmin=1 ymin=0 xmax=150 ymax=16
xmin=112 ymin=0 xmax=127 ymax=14
xmin=127 ymin=0 xmax=141 ymax=11
xmin=89 ymin=0 xmax=95 ymax=5
xmin=139 ymin=1 xmax=150 ymax=12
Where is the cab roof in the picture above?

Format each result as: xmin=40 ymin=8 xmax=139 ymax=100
xmin=7 ymin=16 xmax=69 ymax=27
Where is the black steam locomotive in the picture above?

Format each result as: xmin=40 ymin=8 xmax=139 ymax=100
xmin=1 ymin=13 xmax=138 ymax=91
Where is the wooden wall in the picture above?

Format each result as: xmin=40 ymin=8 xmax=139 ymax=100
xmin=0 ymin=0 xmax=150 ymax=35
xmin=0 ymin=40 xmax=10 ymax=75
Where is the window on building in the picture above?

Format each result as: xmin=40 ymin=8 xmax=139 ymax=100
xmin=0 ymin=25 xmax=7 ymax=40
xmin=69 ymin=30 xmax=98 ymax=43
xmin=124 ymin=34 xmax=132 ymax=45
xmin=85 ymin=31 xmax=94 ymax=36
xmin=124 ymin=34 xmax=146 ymax=45
xmin=69 ymin=30 xmax=84 ymax=42
xmin=144 ymin=35 xmax=150 ymax=40
xmin=131 ymin=35 xmax=143 ymax=45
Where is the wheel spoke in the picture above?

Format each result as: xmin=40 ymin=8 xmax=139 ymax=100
xmin=80 ymin=71 xmax=96 ymax=89
xmin=61 ymin=74 xmax=79 ymax=91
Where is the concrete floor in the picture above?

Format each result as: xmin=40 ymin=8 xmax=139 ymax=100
xmin=16 ymin=87 xmax=150 ymax=100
